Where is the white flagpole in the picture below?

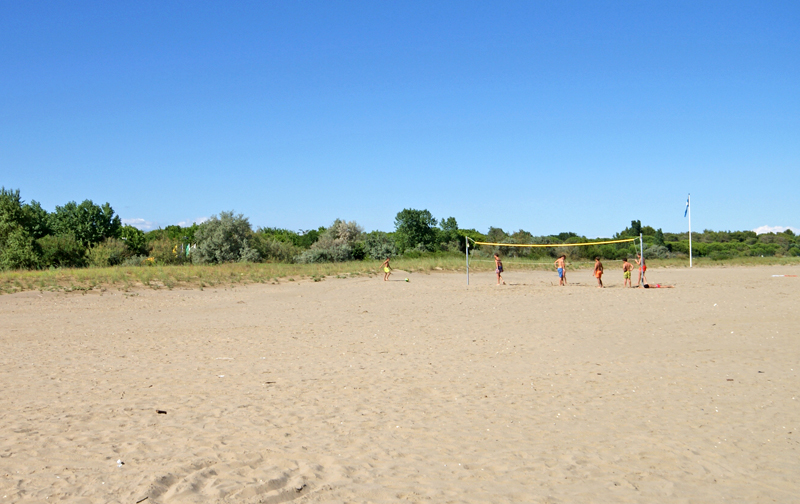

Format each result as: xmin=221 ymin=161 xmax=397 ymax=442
xmin=688 ymin=194 xmax=692 ymax=268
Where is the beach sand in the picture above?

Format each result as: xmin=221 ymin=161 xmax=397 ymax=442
xmin=1 ymin=265 xmax=799 ymax=503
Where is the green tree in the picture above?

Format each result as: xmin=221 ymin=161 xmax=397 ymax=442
xmin=0 ymin=188 xmax=40 ymax=270
xmin=394 ymin=209 xmax=437 ymax=252
xmin=22 ymin=200 xmax=51 ymax=239
xmin=119 ymin=225 xmax=147 ymax=256
xmin=49 ymin=200 xmax=121 ymax=246
xmin=654 ymin=228 xmax=665 ymax=246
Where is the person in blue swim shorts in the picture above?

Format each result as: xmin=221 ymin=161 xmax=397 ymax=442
xmin=554 ymin=254 xmax=567 ymax=286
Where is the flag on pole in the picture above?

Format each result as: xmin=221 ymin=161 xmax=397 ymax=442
xmin=684 ymin=196 xmax=690 ymax=217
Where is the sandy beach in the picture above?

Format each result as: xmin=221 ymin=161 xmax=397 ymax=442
xmin=1 ymin=265 xmax=799 ymax=503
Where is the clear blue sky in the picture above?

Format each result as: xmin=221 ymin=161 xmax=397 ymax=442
xmin=2 ymin=1 xmax=798 ymax=237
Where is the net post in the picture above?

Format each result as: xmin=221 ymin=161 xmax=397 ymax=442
xmin=639 ymin=233 xmax=644 ymax=287
xmin=688 ymin=194 xmax=692 ymax=268
xmin=466 ymin=236 xmax=469 ymax=285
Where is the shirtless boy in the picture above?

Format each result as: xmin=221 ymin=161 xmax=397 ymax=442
xmin=593 ymin=257 xmax=604 ymax=288
xmin=381 ymin=257 xmax=392 ymax=281
xmin=622 ymin=258 xmax=633 ymax=288
xmin=554 ymin=255 xmax=567 ymax=286
xmin=494 ymin=253 xmax=506 ymax=285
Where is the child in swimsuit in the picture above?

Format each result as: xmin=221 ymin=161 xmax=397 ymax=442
xmin=593 ymin=257 xmax=604 ymax=288
xmin=635 ymin=253 xmax=648 ymax=286
xmin=381 ymin=257 xmax=392 ymax=281
xmin=494 ymin=253 xmax=506 ymax=285
xmin=554 ymin=255 xmax=567 ymax=286
xmin=622 ymin=258 xmax=633 ymax=288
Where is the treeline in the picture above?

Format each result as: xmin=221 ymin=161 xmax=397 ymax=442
xmin=1 ymin=188 xmax=798 ymax=271
xmin=486 ymin=220 xmax=799 ymax=261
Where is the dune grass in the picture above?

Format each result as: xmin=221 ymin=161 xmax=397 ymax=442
xmin=1 ymin=254 xmax=798 ymax=295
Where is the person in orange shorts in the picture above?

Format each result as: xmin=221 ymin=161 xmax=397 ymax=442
xmin=593 ymin=256 xmax=604 ymax=288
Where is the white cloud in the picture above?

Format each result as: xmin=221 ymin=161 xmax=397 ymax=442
xmin=753 ymin=225 xmax=799 ymax=235
xmin=122 ymin=218 xmax=157 ymax=231
xmin=176 ymin=217 xmax=208 ymax=227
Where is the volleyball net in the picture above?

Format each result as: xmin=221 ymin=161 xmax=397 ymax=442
xmin=464 ymin=235 xmax=644 ymax=285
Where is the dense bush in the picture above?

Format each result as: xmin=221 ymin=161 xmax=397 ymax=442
xmin=86 ymin=238 xmax=130 ymax=267
xmin=0 ymin=226 xmax=39 ymax=270
xmin=250 ymin=234 xmax=301 ymax=262
xmin=296 ymin=219 xmax=363 ymax=263
xmin=644 ymin=244 xmax=671 ymax=259
xmin=37 ymin=233 xmax=86 ymax=268
xmin=148 ymin=238 xmax=186 ymax=265
xmin=364 ymin=230 xmax=398 ymax=259
xmin=259 ymin=227 xmax=324 ymax=249
xmin=193 ymin=211 xmax=260 ymax=264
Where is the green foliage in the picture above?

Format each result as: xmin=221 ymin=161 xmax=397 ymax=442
xmin=0 ymin=226 xmax=39 ymax=271
xmin=193 ymin=211 xmax=259 ymax=264
xmin=296 ymin=219 xmax=364 ymax=263
xmin=86 ymin=238 xmax=130 ymax=267
xmin=654 ymin=228 xmax=665 ymax=246
xmin=363 ymin=230 xmax=398 ymax=259
xmin=148 ymin=238 xmax=185 ymax=265
xmin=258 ymin=227 xmax=324 ymax=249
xmin=644 ymin=244 xmax=671 ymax=259
xmin=250 ymin=234 xmax=301 ymax=262
xmin=486 ymin=227 xmax=507 ymax=244
xmin=37 ymin=233 xmax=86 ymax=268
xmin=456 ymin=229 xmax=486 ymax=253
xmin=0 ymin=188 xmax=40 ymax=270
xmin=49 ymin=200 xmax=121 ymax=246
xmin=22 ymin=200 xmax=51 ymax=239
xmin=0 ymin=188 xmax=26 ymax=228
xmin=394 ymin=208 xmax=437 ymax=252
xmin=119 ymin=225 xmax=148 ymax=256
xmin=146 ymin=224 xmax=200 ymax=244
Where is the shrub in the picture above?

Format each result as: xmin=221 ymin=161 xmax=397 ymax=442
xmin=251 ymin=234 xmax=300 ymax=262
xmin=37 ymin=233 xmax=86 ymax=268
xmin=193 ymin=211 xmax=260 ymax=264
xmin=148 ymin=238 xmax=185 ymax=265
xmin=644 ymin=244 xmax=671 ymax=259
xmin=0 ymin=226 xmax=39 ymax=271
xmin=296 ymin=219 xmax=363 ymax=263
xmin=86 ymin=238 xmax=129 ymax=267
xmin=121 ymin=255 xmax=149 ymax=267
xmin=364 ymin=231 xmax=398 ymax=259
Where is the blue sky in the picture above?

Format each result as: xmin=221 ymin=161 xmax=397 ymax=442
xmin=2 ymin=1 xmax=798 ymax=237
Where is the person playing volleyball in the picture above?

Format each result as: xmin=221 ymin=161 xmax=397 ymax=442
xmin=381 ymin=257 xmax=392 ymax=281
xmin=554 ymin=255 xmax=567 ymax=286
xmin=593 ymin=257 xmax=604 ymax=288
xmin=494 ymin=253 xmax=506 ymax=285
xmin=622 ymin=258 xmax=633 ymax=288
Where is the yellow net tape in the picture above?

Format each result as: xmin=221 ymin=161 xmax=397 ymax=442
xmin=469 ymin=238 xmax=636 ymax=248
